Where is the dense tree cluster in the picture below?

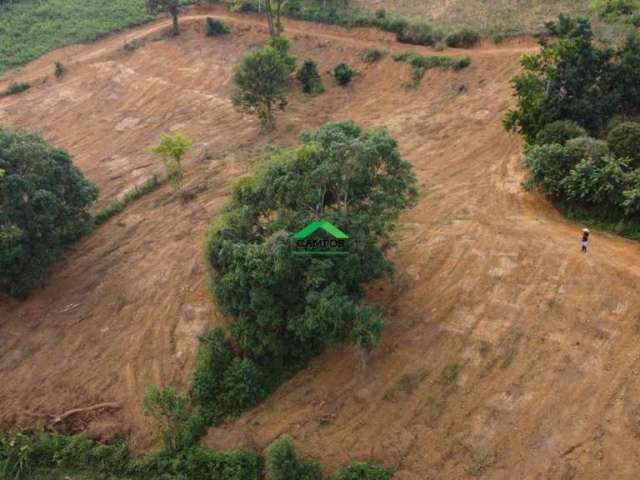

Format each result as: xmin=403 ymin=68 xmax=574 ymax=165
xmin=206 ymin=121 xmax=417 ymax=363
xmin=0 ymin=129 xmax=97 ymax=296
xmin=505 ymin=16 xmax=640 ymax=232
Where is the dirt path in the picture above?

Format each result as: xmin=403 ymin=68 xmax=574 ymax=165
xmin=1 ymin=6 xmax=640 ymax=479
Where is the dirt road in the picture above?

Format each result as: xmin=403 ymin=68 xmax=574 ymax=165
xmin=1 ymin=6 xmax=639 ymax=479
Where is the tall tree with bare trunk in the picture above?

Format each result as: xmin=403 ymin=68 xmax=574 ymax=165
xmin=146 ymin=0 xmax=181 ymax=36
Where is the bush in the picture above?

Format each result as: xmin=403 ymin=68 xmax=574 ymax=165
xmin=535 ymin=120 xmax=588 ymax=146
xmin=393 ymin=52 xmax=471 ymax=88
xmin=267 ymin=436 xmax=322 ymax=480
xmin=593 ymin=0 xmax=637 ymax=20
xmin=562 ymin=155 xmax=629 ymax=207
xmin=566 ymin=136 xmax=609 ymax=162
xmin=334 ymin=63 xmax=354 ymax=86
xmin=151 ymin=133 xmax=191 ymax=191
xmin=332 ymin=462 xmax=391 ymax=480
xmin=230 ymin=0 xmax=257 ymax=12
xmin=523 ymin=144 xmax=581 ymax=198
xmin=361 ymin=48 xmax=386 ymax=63
xmin=396 ymin=21 xmax=444 ymax=46
xmin=190 ymin=328 xmax=235 ymax=407
xmin=54 ymin=61 xmax=65 ymax=79
xmin=375 ymin=8 xmax=386 ymax=19
xmin=0 ymin=129 xmax=98 ymax=296
xmin=296 ymin=59 xmax=325 ymax=94
xmin=143 ymin=385 xmax=200 ymax=454
xmin=94 ymin=175 xmax=163 ymax=226
xmin=607 ymin=121 xmax=640 ymax=167
xmin=206 ymin=17 xmax=230 ymax=36
xmin=3 ymin=81 xmax=30 ymax=96
xmin=221 ymin=358 xmax=265 ymax=416
xmin=445 ymin=28 xmax=481 ymax=48
xmin=232 ymin=38 xmax=294 ymax=129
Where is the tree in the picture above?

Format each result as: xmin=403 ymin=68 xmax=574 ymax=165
xmin=504 ymin=16 xmax=615 ymax=141
xmin=143 ymin=385 xmax=195 ymax=454
xmin=205 ymin=122 xmax=417 ymax=364
xmin=146 ymin=0 xmax=181 ymax=36
xmin=264 ymin=0 xmax=286 ymax=36
xmin=0 ymin=129 xmax=97 ymax=296
xmin=296 ymin=59 xmax=324 ymax=94
xmin=151 ymin=133 xmax=191 ymax=190
xmin=232 ymin=40 xmax=295 ymax=130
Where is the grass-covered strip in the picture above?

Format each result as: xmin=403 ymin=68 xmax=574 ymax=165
xmin=93 ymin=175 xmax=165 ymax=226
xmin=228 ymin=0 xmax=480 ymax=48
xmin=0 ymin=0 xmax=154 ymax=72
xmin=392 ymin=51 xmax=471 ymax=88
xmin=0 ymin=432 xmax=390 ymax=480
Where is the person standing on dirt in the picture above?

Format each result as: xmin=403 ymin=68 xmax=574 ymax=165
xmin=581 ymin=228 xmax=590 ymax=253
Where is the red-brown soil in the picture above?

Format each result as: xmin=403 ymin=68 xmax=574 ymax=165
xmin=1 ymin=6 xmax=640 ymax=479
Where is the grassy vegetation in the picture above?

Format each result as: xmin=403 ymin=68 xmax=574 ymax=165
xmin=1 ymin=81 xmax=31 ymax=96
xmin=350 ymin=0 xmax=637 ymax=41
xmin=392 ymin=51 xmax=471 ymax=88
xmin=0 ymin=0 xmax=156 ymax=73
xmin=93 ymin=176 xmax=165 ymax=226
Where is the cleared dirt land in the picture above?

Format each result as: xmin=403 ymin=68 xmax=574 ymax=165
xmin=2 ymin=5 xmax=640 ymax=479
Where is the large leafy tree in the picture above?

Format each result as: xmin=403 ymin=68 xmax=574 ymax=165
xmin=232 ymin=37 xmax=295 ymax=130
xmin=0 ymin=129 xmax=97 ymax=296
xmin=205 ymin=122 xmax=417 ymax=364
xmin=504 ymin=16 xmax=615 ymax=141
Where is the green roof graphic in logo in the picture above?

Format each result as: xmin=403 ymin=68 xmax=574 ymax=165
xmin=293 ymin=220 xmax=349 ymax=240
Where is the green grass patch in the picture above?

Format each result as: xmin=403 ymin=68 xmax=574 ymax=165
xmin=0 ymin=0 xmax=156 ymax=73
xmin=392 ymin=51 xmax=471 ymax=88
xmin=93 ymin=175 xmax=164 ymax=226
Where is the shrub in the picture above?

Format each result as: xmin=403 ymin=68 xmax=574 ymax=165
xmin=375 ymin=8 xmax=386 ymax=19
xmin=221 ymin=358 xmax=265 ymax=416
xmin=0 ymin=129 xmax=98 ymax=296
xmin=445 ymin=28 xmax=481 ymax=48
xmin=332 ymin=462 xmax=391 ymax=480
xmin=396 ymin=21 xmax=444 ymax=46
xmin=206 ymin=17 xmax=230 ymax=36
xmin=54 ymin=61 xmax=65 ymax=79
xmin=3 ymin=81 xmax=30 ymax=96
xmin=361 ymin=48 xmax=386 ymax=63
xmin=523 ymin=144 xmax=580 ymax=198
xmin=535 ymin=120 xmax=588 ymax=146
xmin=593 ymin=0 xmax=637 ymax=20
xmin=562 ymin=155 xmax=629 ymax=207
xmin=151 ymin=133 xmax=191 ymax=191
xmin=190 ymin=328 xmax=234 ymax=406
xmin=94 ymin=175 xmax=163 ymax=226
xmin=296 ymin=59 xmax=325 ymax=94
xmin=607 ymin=121 xmax=640 ymax=167
xmin=143 ymin=385 xmax=205 ymax=454
xmin=334 ymin=63 xmax=354 ymax=86
xmin=566 ymin=136 xmax=609 ymax=162
xmin=232 ymin=38 xmax=294 ymax=129
xmin=393 ymin=52 xmax=471 ymax=88
xmin=230 ymin=0 xmax=257 ymax=12
xmin=267 ymin=436 xmax=322 ymax=480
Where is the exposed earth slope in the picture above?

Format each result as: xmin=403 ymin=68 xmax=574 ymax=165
xmin=1 ymin=6 xmax=640 ymax=479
